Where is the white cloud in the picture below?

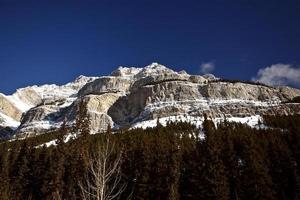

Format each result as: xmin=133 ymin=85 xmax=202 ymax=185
xmin=252 ymin=64 xmax=300 ymax=87
xmin=200 ymin=62 xmax=215 ymax=74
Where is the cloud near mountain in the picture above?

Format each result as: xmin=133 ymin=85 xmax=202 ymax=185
xmin=252 ymin=64 xmax=300 ymax=87
xmin=200 ymin=62 xmax=215 ymax=74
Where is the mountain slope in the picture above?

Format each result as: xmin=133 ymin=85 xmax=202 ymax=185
xmin=0 ymin=76 xmax=98 ymax=137
xmin=1 ymin=63 xmax=300 ymax=139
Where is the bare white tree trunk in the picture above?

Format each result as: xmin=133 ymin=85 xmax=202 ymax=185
xmin=79 ymin=136 xmax=127 ymax=200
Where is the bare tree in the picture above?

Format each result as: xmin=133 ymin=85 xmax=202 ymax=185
xmin=79 ymin=136 xmax=127 ymax=200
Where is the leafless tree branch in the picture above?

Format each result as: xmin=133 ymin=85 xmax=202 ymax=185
xmin=79 ymin=136 xmax=128 ymax=200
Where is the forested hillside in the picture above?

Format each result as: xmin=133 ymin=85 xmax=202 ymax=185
xmin=0 ymin=115 xmax=300 ymax=200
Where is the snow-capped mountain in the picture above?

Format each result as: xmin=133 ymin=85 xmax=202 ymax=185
xmin=0 ymin=75 xmax=98 ymax=138
xmin=1 ymin=63 xmax=300 ymax=139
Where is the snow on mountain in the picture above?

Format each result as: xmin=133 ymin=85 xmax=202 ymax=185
xmin=0 ymin=112 xmax=20 ymax=129
xmin=134 ymin=62 xmax=177 ymax=78
xmin=111 ymin=63 xmax=184 ymax=79
xmin=0 ymin=75 xmax=98 ymax=131
xmin=29 ymin=75 xmax=99 ymax=100
xmin=6 ymin=93 xmax=33 ymax=112
xmin=131 ymin=114 xmax=262 ymax=141
xmin=36 ymin=132 xmax=78 ymax=148
xmin=0 ymin=62 xmax=300 ymax=139
xmin=131 ymin=114 xmax=262 ymax=130
xmin=111 ymin=66 xmax=143 ymax=77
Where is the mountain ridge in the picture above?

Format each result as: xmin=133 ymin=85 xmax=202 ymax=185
xmin=1 ymin=63 xmax=300 ymax=139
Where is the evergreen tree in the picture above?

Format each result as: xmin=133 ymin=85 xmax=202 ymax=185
xmin=57 ymin=118 xmax=68 ymax=146
xmin=219 ymin=122 xmax=241 ymax=200
xmin=239 ymin=130 xmax=275 ymax=200
xmin=202 ymin=118 xmax=230 ymax=200
xmin=0 ymin=143 xmax=10 ymax=199
xmin=10 ymin=142 xmax=32 ymax=199
xmin=1 ymin=114 xmax=300 ymax=199
xmin=75 ymin=99 xmax=90 ymax=137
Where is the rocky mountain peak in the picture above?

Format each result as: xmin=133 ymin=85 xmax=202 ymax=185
xmin=1 ymin=63 xmax=300 ymax=140
xmin=73 ymin=75 xmax=92 ymax=83
xmin=111 ymin=66 xmax=142 ymax=77
xmin=110 ymin=62 xmax=174 ymax=79
xmin=202 ymin=73 xmax=218 ymax=80
xmin=134 ymin=62 xmax=176 ymax=78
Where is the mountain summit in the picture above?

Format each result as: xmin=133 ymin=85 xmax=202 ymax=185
xmin=1 ymin=63 xmax=300 ymax=139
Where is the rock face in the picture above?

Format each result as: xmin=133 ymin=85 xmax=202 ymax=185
xmin=0 ymin=75 xmax=98 ymax=138
xmin=78 ymin=77 xmax=133 ymax=96
xmin=1 ymin=62 xmax=300 ymax=139
xmin=0 ymin=94 xmax=23 ymax=121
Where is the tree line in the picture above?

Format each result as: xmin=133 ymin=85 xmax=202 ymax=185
xmin=0 ymin=114 xmax=300 ymax=199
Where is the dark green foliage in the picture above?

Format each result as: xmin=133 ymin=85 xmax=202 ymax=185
xmin=209 ymin=78 xmax=274 ymax=88
xmin=9 ymin=142 xmax=33 ymax=199
xmin=0 ymin=142 xmax=10 ymax=199
xmin=75 ymin=99 xmax=91 ymax=136
xmin=202 ymin=119 xmax=230 ymax=200
xmin=143 ymin=78 xmax=188 ymax=86
xmin=0 ymin=115 xmax=299 ymax=199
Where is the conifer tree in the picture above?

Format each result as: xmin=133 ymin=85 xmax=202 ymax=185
xmin=41 ymin=148 xmax=65 ymax=200
xmin=239 ymin=131 xmax=275 ymax=200
xmin=219 ymin=122 xmax=240 ymax=200
xmin=32 ymin=146 xmax=49 ymax=199
xmin=57 ymin=118 xmax=68 ymax=146
xmin=202 ymin=118 xmax=230 ymax=200
xmin=0 ymin=143 xmax=10 ymax=199
xmin=10 ymin=142 xmax=32 ymax=199
xmin=75 ymin=99 xmax=90 ymax=137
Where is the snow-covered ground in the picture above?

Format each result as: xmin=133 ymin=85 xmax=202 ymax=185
xmin=132 ymin=114 xmax=262 ymax=130
xmin=131 ymin=114 xmax=262 ymax=141
xmin=36 ymin=132 xmax=78 ymax=148
xmin=224 ymin=115 xmax=262 ymax=127
xmin=144 ymin=98 xmax=280 ymax=114
xmin=34 ymin=114 xmax=263 ymax=148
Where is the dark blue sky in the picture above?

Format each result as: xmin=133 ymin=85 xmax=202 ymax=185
xmin=1 ymin=0 xmax=300 ymax=94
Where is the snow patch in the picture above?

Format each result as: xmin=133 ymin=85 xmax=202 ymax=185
xmin=132 ymin=114 xmax=262 ymax=130
xmin=36 ymin=132 xmax=78 ymax=148
xmin=0 ymin=112 xmax=20 ymax=129
xmin=6 ymin=94 xmax=32 ymax=112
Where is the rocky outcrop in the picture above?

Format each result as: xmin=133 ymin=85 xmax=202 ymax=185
xmin=0 ymin=93 xmax=23 ymax=121
xmin=20 ymin=105 xmax=60 ymax=124
xmin=78 ymin=77 xmax=133 ymax=96
xmin=13 ymin=87 xmax=42 ymax=107
xmin=84 ymin=94 xmax=121 ymax=113
xmin=16 ymin=92 xmax=122 ymax=136
xmin=107 ymin=76 xmax=300 ymax=126
xmin=69 ymin=94 xmax=121 ymax=133
xmin=188 ymin=75 xmax=208 ymax=84
xmin=1 ymin=63 xmax=299 ymax=139
xmin=111 ymin=66 xmax=142 ymax=77
xmin=279 ymin=86 xmax=300 ymax=99
xmin=205 ymin=82 xmax=294 ymax=101
xmin=88 ymin=112 xmax=113 ymax=133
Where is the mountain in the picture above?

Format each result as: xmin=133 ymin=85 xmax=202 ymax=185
xmin=0 ymin=75 xmax=98 ymax=138
xmin=1 ymin=62 xmax=300 ymax=139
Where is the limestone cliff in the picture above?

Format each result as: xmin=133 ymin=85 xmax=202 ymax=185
xmin=1 ymin=63 xmax=299 ymax=139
